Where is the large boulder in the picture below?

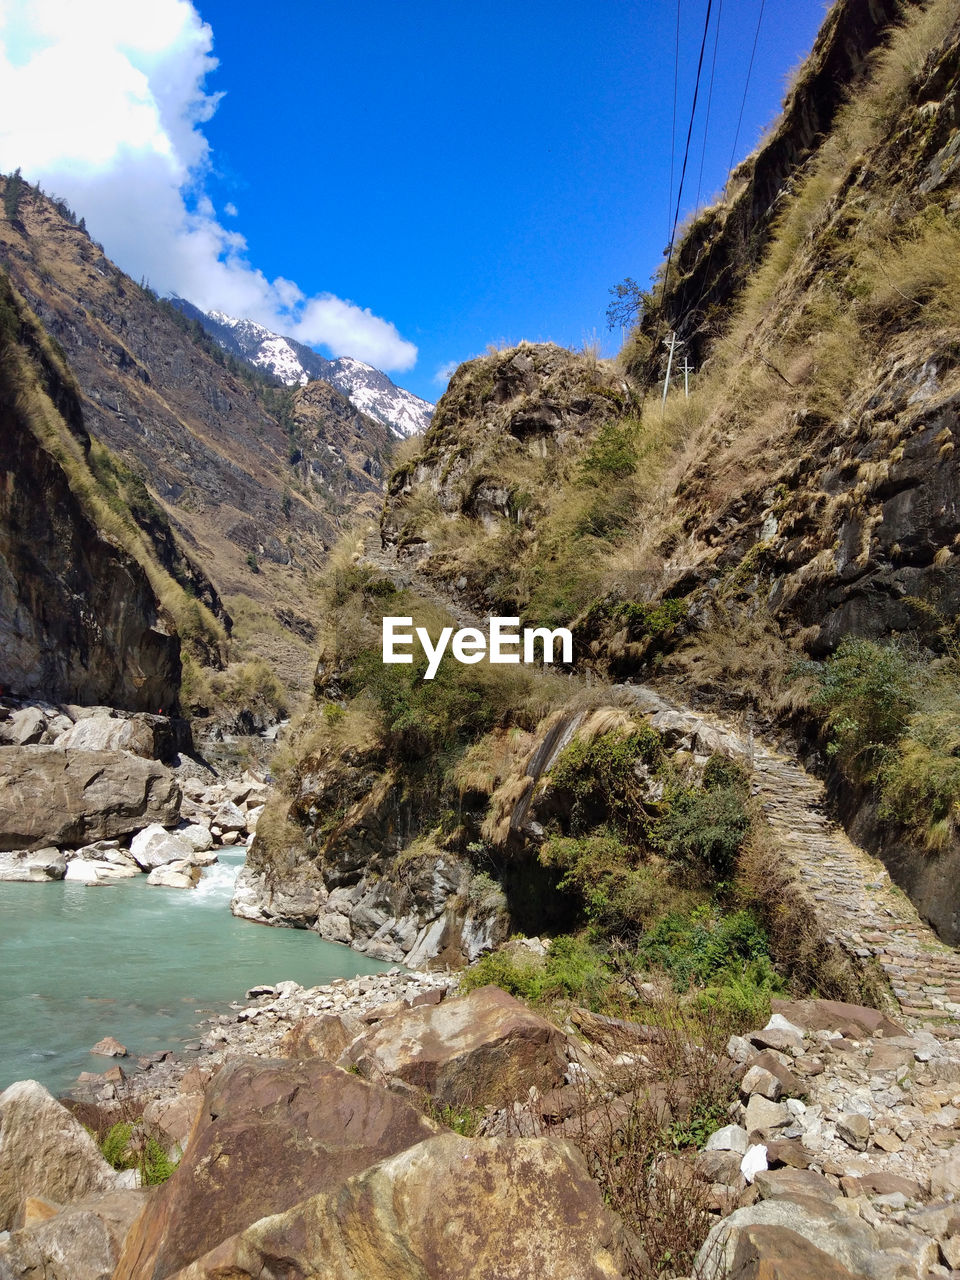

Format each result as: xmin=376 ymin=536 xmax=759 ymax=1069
xmin=171 ymin=1134 xmax=625 ymax=1280
xmin=0 ymin=847 xmax=65 ymax=881
xmin=0 ymin=1187 xmax=149 ymax=1280
xmin=146 ymin=860 xmax=201 ymax=889
xmin=112 ymin=1057 xmax=442 ymax=1280
xmin=0 ymin=1081 xmax=119 ymax=1230
xmin=65 ymin=858 xmax=139 ymax=884
xmin=54 ymin=715 xmax=155 ymax=758
xmin=339 ymin=985 xmax=572 ymax=1106
xmin=0 ymin=747 xmax=180 ymax=851
xmin=769 ymin=998 xmax=906 ymax=1040
xmin=129 ymin=825 xmax=194 ymax=870
xmin=695 ymin=1195 xmax=887 ymax=1280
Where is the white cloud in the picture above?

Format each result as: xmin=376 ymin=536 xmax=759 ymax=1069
xmin=223 ymin=201 xmax=237 ymax=217
xmin=0 ymin=0 xmax=417 ymax=372
xmin=433 ymin=360 xmax=459 ymax=385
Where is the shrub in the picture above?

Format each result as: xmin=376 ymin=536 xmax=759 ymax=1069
xmin=460 ymin=933 xmax=613 ymax=1009
xmin=540 ymin=830 xmax=689 ymax=939
xmin=651 ymin=784 xmax=750 ymax=879
xmin=634 ymin=905 xmax=775 ymax=994
xmin=549 ymin=725 xmax=661 ymax=838
xmin=809 ymin=637 xmax=918 ymax=780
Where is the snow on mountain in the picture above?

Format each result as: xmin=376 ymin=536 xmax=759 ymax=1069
xmin=171 ymin=299 xmax=433 ymax=438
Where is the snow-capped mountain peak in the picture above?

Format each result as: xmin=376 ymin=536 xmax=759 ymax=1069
xmin=173 ymin=300 xmax=433 ymax=437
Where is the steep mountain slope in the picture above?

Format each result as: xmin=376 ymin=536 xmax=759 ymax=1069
xmin=0 ymin=184 xmax=394 ymax=670
xmin=0 ymin=272 xmax=183 ymax=709
xmin=242 ymin=0 xmax=960 ymax=959
xmin=171 ymin=299 xmax=434 ymax=438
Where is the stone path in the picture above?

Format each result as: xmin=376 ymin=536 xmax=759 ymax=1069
xmin=620 ymin=684 xmax=960 ymax=1032
xmin=362 ymin=534 xmax=960 ymax=1030
xmin=751 ymin=742 xmax=960 ymax=1029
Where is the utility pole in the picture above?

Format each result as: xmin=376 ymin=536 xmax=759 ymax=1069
xmin=679 ymin=355 xmax=694 ymax=398
xmin=661 ymin=331 xmax=681 ymax=410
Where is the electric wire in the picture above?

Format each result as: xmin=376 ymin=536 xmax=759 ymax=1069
xmin=694 ymin=0 xmax=723 ymax=214
xmin=668 ymin=0 xmax=681 ymax=246
xmin=725 ymin=0 xmax=766 ymax=195
xmin=651 ymin=0 xmax=715 ymax=349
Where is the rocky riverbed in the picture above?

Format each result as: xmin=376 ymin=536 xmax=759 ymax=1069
xmin=2 ymin=959 xmax=960 ymax=1279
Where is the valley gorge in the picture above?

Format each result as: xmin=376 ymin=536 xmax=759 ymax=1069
xmin=6 ymin=0 xmax=960 ymax=1277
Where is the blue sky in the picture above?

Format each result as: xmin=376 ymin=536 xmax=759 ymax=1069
xmin=0 ymin=1 xmax=829 ymax=402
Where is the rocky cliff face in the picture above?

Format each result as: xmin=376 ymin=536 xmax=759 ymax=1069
xmin=0 ymin=187 xmax=393 ymax=648
xmin=241 ymin=0 xmax=960 ymax=957
xmin=0 ymin=275 xmax=181 ymax=710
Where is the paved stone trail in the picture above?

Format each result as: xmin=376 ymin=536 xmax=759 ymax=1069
xmin=621 ymin=684 xmax=960 ymax=1032
xmin=751 ymin=741 xmax=960 ymax=1028
xmin=363 ymin=533 xmax=960 ymax=1029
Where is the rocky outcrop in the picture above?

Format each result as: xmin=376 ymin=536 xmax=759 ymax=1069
xmin=113 ymin=1057 xmax=441 ymax=1280
xmin=172 ymin=1134 xmax=626 ymax=1280
xmin=0 ymin=746 xmax=180 ymax=851
xmin=0 ymin=846 xmax=65 ymax=881
xmin=381 ymin=342 xmax=631 ymax=597
xmin=234 ymin=735 xmax=512 ymax=964
xmin=0 ymin=703 xmax=193 ymax=762
xmin=0 ymin=1081 xmax=120 ymax=1231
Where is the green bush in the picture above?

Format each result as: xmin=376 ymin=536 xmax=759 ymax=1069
xmin=616 ymin=597 xmax=686 ymax=639
xmin=809 ymin=637 xmax=918 ymax=780
xmin=634 ymin=906 xmax=779 ymax=1012
xmin=99 ymin=1122 xmax=178 ymax=1185
xmin=579 ymin=419 xmax=638 ymax=483
xmin=101 ymin=1121 xmax=133 ymax=1169
xmin=651 ymin=784 xmax=750 ymax=879
xmin=550 ymin=726 xmax=661 ymax=838
xmin=540 ymin=830 xmax=687 ymax=938
xmin=460 ymin=934 xmax=613 ymax=1009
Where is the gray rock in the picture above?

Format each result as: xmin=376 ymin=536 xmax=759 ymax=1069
xmin=129 ymin=824 xmax=193 ymax=870
xmin=930 ymin=1151 xmax=960 ymax=1198
xmin=837 ymin=1111 xmax=871 ymax=1151
xmin=741 ymin=1065 xmax=783 ymax=1101
xmin=54 ymin=716 xmax=154 ymax=758
xmin=0 ymin=1081 xmax=119 ymax=1230
xmin=745 ymin=1095 xmax=790 ymax=1133
xmin=147 ymin=860 xmax=201 ymax=889
xmin=175 ymin=823 xmax=214 ymax=854
xmin=0 ymin=848 xmax=65 ymax=881
xmin=64 ymin=859 xmax=139 ymax=884
xmin=212 ymin=800 xmax=246 ymax=833
xmin=0 ymin=1187 xmax=149 ymax=1280
xmin=695 ymin=1196 xmax=882 ymax=1280
xmin=706 ymin=1124 xmax=750 ymax=1155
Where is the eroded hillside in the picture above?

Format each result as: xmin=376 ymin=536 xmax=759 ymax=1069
xmin=0 ymin=183 xmax=394 ymax=690
xmin=243 ymin=0 xmax=960 ymax=966
xmin=0 ymin=273 xmax=186 ymax=708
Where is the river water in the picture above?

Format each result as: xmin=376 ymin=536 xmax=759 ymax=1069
xmin=0 ymin=852 xmax=392 ymax=1095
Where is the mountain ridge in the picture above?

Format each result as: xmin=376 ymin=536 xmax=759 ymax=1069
xmin=170 ymin=298 xmax=434 ymax=439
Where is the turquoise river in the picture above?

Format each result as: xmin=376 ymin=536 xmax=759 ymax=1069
xmin=0 ymin=852 xmax=392 ymax=1095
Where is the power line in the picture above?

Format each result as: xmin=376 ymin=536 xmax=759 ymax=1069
xmin=653 ymin=0 xmax=715 ymax=346
xmin=725 ymin=0 xmax=766 ymax=195
xmin=694 ymin=0 xmax=723 ymax=213
xmin=668 ymin=0 xmax=681 ymax=246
